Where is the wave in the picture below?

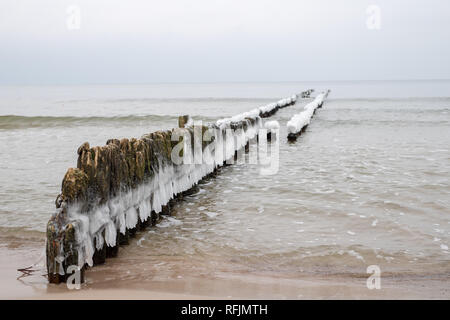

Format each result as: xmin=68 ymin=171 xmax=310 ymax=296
xmin=329 ymin=97 xmax=450 ymax=103
xmin=0 ymin=114 xmax=217 ymax=130
xmin=327 ymin=107 xmax=450 ymax=112
xmin=317 ymin=118 xmax=450 ymax=126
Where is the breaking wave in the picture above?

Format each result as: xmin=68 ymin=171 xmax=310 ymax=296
xmin=0 ymin=115 xmax=217 ymax=130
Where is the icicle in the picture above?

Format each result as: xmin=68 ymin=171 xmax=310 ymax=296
xmin=104 ymin=220 xmax=117 ymax=247
xmin=125 ymin=207 xmax=138 ymax=229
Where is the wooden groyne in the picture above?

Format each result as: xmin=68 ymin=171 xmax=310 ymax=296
xmin=46 ymin=92 xmax=308 ymax=284
xmin=259 ymin=94 xmax=299 ymax=118
xmin=287 ymin=90 xmax=330 ymax=142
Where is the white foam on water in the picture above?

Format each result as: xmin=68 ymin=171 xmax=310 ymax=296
xmin=157 ymin=217 xmax=182 ymax=228
xmin=205 ymin=211 xmax=218 ymax=218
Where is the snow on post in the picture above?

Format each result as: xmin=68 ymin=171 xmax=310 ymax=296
xmin=286 ymin=91 xmax=329 ymax=141
xmin=264 ymin=120 xmax=280 ymax=142
xmin=258 ymin=94 xmax=298 ymax=118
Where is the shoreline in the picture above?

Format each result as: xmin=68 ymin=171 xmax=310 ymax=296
xmin=2 ymin=242 xmax=449 ymax=300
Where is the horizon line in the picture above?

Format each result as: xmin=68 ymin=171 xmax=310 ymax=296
xmin=1 ymin=78 xmax=450 ymax=86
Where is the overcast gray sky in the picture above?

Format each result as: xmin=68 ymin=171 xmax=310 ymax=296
xmin=0 ymin=0 xmax=449 ymax=84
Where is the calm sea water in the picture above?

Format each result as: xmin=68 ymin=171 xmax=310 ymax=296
xmin=0 ymin=81 xmax=449 ymax=279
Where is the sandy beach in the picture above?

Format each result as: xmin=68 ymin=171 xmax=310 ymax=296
xmin=3 ymin=231 xmax=449 ymax=300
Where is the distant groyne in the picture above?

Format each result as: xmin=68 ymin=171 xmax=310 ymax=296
xmin=287 ymin=90 xmax=330 ymax=141
xmin=46 ymin=92 xmax=307 ymax=284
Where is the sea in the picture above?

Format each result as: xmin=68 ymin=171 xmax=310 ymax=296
xmin=0 ymin=80 xmax=449 ymax=298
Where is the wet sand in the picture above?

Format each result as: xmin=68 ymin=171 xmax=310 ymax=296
xmin=2 ymin=241 xmax=449 ymax=300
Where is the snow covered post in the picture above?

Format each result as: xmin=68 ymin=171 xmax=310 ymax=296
xmin=47 ymin=167 xmax=89 ymax=283
xmin=264 ymin=121 xmax=280 ymax=142
xmin=286 ymin=91 xmax=329 ymax=142
xmin=259 ymin=94 xmax=298 ymax=118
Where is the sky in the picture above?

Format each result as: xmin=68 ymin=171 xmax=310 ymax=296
xmin=0 ymin=0 xmax=449 ymax=84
